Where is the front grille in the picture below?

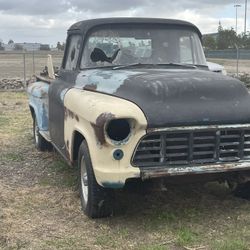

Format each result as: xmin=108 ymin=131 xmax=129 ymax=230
xmin=132 ymin=127 xmax=250 ymax=167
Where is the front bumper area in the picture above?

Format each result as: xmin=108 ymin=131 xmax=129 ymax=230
xmin=140 ymin=161 xmax=250 ymax=180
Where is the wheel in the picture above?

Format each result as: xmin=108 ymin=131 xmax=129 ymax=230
xmin=33 ymin=116 xmax=52 ymax=151
xmin=78 ymin=141 xmax=114 ymax=218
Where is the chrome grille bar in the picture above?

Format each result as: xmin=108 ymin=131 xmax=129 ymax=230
xmin=132 ymin=126 xmax=250 ymax=167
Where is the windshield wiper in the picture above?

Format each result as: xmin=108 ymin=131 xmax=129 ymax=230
xmin=112 ymin=63 xmax=149 ymax=70
xmin=156 ymin=63 xmax=197 ymax=69
xmin=112 ymin=62 xmax=197 ymax=70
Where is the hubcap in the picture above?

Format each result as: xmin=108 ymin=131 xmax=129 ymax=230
xmin=80 ymin=155 xmax=88 ymax=205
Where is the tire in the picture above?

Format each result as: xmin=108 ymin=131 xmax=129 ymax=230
xmin=78 ymin=141 xmax=114 ymax=218
xmin=33 ymin=116 xmax=52 ymax=151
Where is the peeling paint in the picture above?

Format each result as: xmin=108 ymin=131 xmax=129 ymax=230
xmin=91 ymin=112 xmax=115 ymax=145
xmin=140 ymin=161 xmax=250 ymax=180
xmin=27 ymin=81 xmax=49 ymax=131
xmin=64 ymin=107 xmax=80 ymax=122
xmin=83 ymin=83 xmax=97 ymax=91
xmin=147 ymin=123 xmax=250 ymax=133
xmin=75 ymin=68 xmax=250 ymax=128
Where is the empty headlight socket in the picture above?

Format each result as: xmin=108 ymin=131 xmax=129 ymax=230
xmin=105 ymin=118 xmax=132 ymax=145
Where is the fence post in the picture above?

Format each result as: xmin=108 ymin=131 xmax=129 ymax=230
xmin=23 ymin=52 xmax=26 ymax=87
xmin=235 ymin=44 xmax=239 ymax=77
xmin=32 ymin=49 xmax=35 ymax=75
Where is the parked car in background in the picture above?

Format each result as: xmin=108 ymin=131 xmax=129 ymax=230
xmin=207 ymin=61 xmax=227 ymax=75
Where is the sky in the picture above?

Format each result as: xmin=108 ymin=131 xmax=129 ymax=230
xmin=0 ymin=0 xmax=249 ymax=46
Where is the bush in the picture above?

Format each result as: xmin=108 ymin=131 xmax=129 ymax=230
xmin=238 ymin=73 xmax=250 ymax=88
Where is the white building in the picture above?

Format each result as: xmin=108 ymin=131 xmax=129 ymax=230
xmin=2 ymin=42 xmax=50 ymax=51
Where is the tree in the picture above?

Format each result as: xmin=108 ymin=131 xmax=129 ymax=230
xmin=203 ymin=36 xmax=216 ymax=50
xmin=217 ymin=25 xmax=238 ymax=49
xmin=238 ymin=32 xmax=250 ymax=49
xmin=56 ymin=41 xmax=65 ymax=51
xmin=56 ymin=41 xmax=63 ymax=50
xmin=8 ymin=39 xmax=14 ymax=44
xmin=0 ymin=42 xmax=4 ymax=51
xmin=218 ymin=21 xmax=223 ymax=33
xmin=61 ymin=42 xmax=65 ymax=51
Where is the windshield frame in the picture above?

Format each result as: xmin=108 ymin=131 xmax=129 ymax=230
xmin=79 ymin=23 xmax=207 ymax=70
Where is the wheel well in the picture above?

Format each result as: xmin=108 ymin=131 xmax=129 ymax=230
xmin=73 ymin=131 xmax=85 ymax=162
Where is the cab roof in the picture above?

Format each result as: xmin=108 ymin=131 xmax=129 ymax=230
xmin=68 ymin=17 xmax=202 ymax=38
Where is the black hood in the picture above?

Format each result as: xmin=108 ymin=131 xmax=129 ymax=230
xmin=76 ymin=68 xmax=250 ymax=128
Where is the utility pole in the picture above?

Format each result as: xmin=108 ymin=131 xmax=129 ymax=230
xmin=245 ymin=0 xmax=248 ymax=34
xmin=234 ymin=4 xmax=241 ymax=34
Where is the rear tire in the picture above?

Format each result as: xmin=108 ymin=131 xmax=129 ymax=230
xmin=33 ymin=116 xmax=52 ymax=151
xmin=78 ymin=141 xmax=114 ymax=218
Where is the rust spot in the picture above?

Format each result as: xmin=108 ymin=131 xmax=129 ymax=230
xmin=40 ymin=89 xmax=47 ymax=98
xmin=91 ymin=112 xmax=115 ymax=145
xmin=64 ymin=107 xmax=68 ymax=119
xmin=83 ymin=84 xmax=97 ymax=91
xmin=64 ymin=107 xmax=79 ymax=121
xmin=68 ymin=110 xmax=74 ymax=119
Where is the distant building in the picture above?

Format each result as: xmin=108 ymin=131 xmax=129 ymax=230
xmin=3 ymin=43 xmax=15 ymax=51
xmin=2 ymin=42 xmax=50 ymax=51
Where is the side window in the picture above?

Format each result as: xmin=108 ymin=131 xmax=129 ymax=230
xmin=64 ymin=35 xmax=82 ymax=70
xmin=179 ymin=36 xmax=193 ymax=64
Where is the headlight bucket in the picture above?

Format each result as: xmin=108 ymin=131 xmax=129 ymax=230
xmin=106 ymin=118 xmax=131 ymax=144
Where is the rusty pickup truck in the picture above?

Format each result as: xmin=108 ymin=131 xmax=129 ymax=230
xmin=27 ymin=18 xmax=250 ymax=218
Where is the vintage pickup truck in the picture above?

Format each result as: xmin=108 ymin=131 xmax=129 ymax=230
xmin=27 ymin=18 xmax=250 ymax=218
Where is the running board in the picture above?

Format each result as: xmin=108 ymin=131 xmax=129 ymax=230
xmin=39 ymin=130 xmax=51 ymax=142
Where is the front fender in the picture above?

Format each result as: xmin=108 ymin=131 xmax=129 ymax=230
xmin=64 ymin=88 xmax=148 ymax=187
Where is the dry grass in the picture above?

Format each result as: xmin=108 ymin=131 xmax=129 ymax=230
xmin=0 ymin=51 xmax=63 ymax=79
xmin=209 ymin=58 xmax=250 ymax=75
xmin=0 ymin=51 xmax=250 ymax=80
xmin=0 ymin=92 xmax=250 ymax=250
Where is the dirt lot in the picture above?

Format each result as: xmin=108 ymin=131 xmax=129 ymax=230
xmin=1 ymin=92 xmax=250 ymax=250
xmin=208 ymin=58 xmax=250 ymax=75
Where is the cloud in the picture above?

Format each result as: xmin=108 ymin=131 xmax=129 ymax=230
xmin=0 ymin=0 xmax=241 ymax=15
xmin=0 ymin=0 xmax=248 ymax=45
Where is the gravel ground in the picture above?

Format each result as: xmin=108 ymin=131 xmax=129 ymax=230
xmin=0 ymin=78 xmax=26 ymax=90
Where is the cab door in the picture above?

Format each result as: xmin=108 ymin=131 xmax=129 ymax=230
xmin=48 ymin=34 xmax=82 ymax=158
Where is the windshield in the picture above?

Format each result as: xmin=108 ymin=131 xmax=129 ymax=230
xmin=81 ymin=25 xmax=206 ymax=68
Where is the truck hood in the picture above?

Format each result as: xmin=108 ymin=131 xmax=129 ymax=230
xmin=75 ymin=68 xmax=250 ymax=128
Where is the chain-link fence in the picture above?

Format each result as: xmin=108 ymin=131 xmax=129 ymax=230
xmin=0 ymin=51 xmax=64 ymax=82
xmin=205 ymin=49 xmax=250 ymax=60
xmin=1 ymin=50 xmax=250 ymax=84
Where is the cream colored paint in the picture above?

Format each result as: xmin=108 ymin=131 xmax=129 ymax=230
xmin=64 ymin=88 xmax=147 ymax=187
